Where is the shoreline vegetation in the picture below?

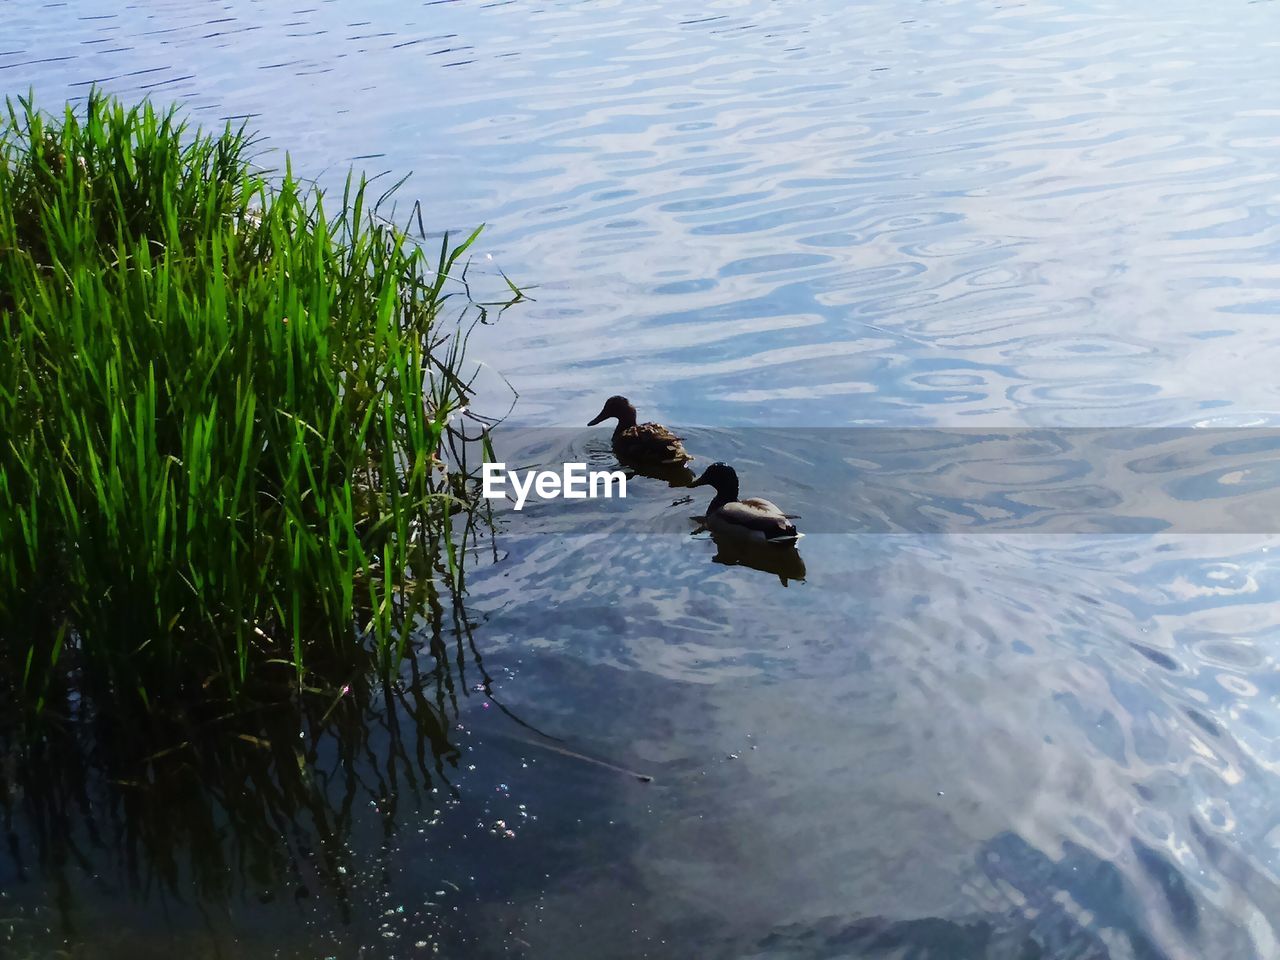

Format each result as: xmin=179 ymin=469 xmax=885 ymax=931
xmin=0 ymin=91 xmax=518 ymax=733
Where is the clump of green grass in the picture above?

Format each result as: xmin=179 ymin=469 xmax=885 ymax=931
xmin=0 ymin=91 xmax=505 ymax=716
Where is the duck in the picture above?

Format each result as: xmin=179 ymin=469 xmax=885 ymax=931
xmin=588 ymin=396 xmax=692 ymax=467
xmin=690 ymin=462 xmax=801 ymax=545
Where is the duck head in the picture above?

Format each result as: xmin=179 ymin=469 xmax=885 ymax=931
xmin=690 ymin=462 xmax=740 ymax=499
xmin=588 ymin=395 xmax=638 ymax=428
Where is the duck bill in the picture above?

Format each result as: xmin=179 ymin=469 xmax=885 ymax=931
xmin=587 ymin=407 xmax=609 ymax=426
xmin=689 ymin=473 xmax=709 ymax=488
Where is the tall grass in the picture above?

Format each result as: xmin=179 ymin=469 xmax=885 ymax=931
xmin=0 ymin=92 xmax=505 ymax=717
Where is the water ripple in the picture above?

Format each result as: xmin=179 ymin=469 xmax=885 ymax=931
xmin=7 ymin=0 xmax=1280 ymax=956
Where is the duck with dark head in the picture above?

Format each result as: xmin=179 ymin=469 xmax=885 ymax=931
xmin=690 ymin=462 xmax=801 ymax=545
xmin=588 ymin=396 xmax=694 ymax=481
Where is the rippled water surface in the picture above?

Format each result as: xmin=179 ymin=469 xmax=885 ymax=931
xmin=5 ymin=0 xmax=1280 ymax=957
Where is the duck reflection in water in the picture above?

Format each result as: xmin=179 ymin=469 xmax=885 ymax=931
xmin=702 ymin=529 xmax=807 ymax=586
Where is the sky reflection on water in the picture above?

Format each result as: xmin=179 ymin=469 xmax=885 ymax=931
xmin=5 ymin=0 xmax=1280 ymax=956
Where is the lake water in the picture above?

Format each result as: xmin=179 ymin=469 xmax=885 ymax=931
xmin=5 ymin=0 xmax=1280 ymax=957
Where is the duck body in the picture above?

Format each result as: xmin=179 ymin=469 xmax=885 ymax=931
xmin=613 ymin=421 xmax=691 ymax=466
xmin=691 ymin=462 xmax=801 ymax=545
xmin=589 ymin=396 xmax=692 ymax=467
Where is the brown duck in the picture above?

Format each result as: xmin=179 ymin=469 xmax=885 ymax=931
xmin=588 ymin=396 xmax=692 ymax=466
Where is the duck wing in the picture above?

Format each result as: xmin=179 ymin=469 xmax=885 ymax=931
xmin=744 ymin=499 xmax=801 ymax=519
xmin=616 ymin=422 xmax=693 ymax=464
xmin=716 ymin=499 xmax=800 ymax=542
